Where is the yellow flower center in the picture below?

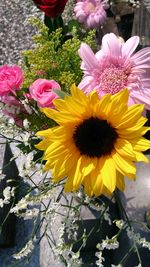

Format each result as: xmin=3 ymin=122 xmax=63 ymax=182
xmin=85 ymin=2 xmax=96 ymax=14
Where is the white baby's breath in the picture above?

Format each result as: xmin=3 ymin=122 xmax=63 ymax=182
xmin=101 ymin=236 xmax=119 ymax=250
xmin=21 ymin=99 xmax=32 ymax=114
xmin=0 ymin=198 xmax=4 ymax=208
xmin=23 ymin=118 xmax=31 ymax=129
xmin=10 ymin=198 xmax=28 ymax=213
xmin=13 ymin=238 xmax=36 ymax=259
xmin=95 ymin=251 xmax=105 ymax=267
xmin=3 ymin=186 xmax=15 ymax=201
xmin=115 ymin=219 xmax=125 ymax=230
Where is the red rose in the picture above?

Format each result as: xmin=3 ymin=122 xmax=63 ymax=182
xmin=33 ymin=0 xmax=68 ymax=18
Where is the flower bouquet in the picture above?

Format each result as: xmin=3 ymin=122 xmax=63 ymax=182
xmin=1 ymin=0 xmax=150 ymax=266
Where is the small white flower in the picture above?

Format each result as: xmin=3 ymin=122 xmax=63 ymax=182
xmin=13 ymin=238 xmax=36 ymax=259
xmin=115 ymin=220 xmax=125 ymax=229
xmin=21 ymin=132 xmax=31 ymax=146
xmin=138 ymin=237 xmax=150 ymax=250
xmin=101 ymin=236 xmax=119 ymax=250
xmin=10 ymin=198 xmax=28 ymax=213
xmin=104 ymin=211 xmax=112 ymax=225
xmin=21 ymin=99 xmax=32 ymax=114
xmin=0 ymin=172 xmax=5 ymax=181
xmin=126 ymin=227 xmax=141 ymax=243
xmin=3 ymin=186 xmax=15 ymax=202
xmin=21 ymin=208 xmax=39 ymax=220
xmin=8 ymin=118 xmax=15 ymax=125
xmin=84 ymin=196 xmax=91 ymax=204
xmin=0 ymin=198 xmax=4 ymax=208
xmin=23 ymin=119 xmax=31 ymax=129
xmin=126 ymin=227 xmax=150 ymax=251
xmin=95 ymin=251 xmax=105 ymax=267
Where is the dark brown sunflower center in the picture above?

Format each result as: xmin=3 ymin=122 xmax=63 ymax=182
xmin=73 ymin=117 xmax=118 ymax=158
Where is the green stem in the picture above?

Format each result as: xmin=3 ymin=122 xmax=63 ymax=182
xmin=114 ymin=190 xmax=131 ymax=228
xmin=119 ymin=245 xmax=135 ymax=265
xmin=114 ymin=190 xmax=142 ymax=265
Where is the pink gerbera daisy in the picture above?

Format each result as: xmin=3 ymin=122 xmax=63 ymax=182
xmin=78 ymin=33 xmax=150 ymax=109
xmin=74 ymin=0 xmax=109 ymax=29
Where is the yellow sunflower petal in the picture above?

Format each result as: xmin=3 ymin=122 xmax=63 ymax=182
xmin=134 ymin=151 xmax=149 ymax=163
xmin=52 ymin=98 xmax=68 ymax=112
xmin=52 ymin=154 xmax=77 ymax=182
xmin=84 ymin=162 xmax=103 ymax=196
xmin=116 ymin=171 xmax=125 ymax=191
xmin=40 ymin=107 xmax=58 ymax=120
xmin=109 ymin=89 xmax=128 ymax=114
xmin=81 ymin=156 xmax=97 ymax=176
xmin=64 ymin=169 xmax=75 ymax=192
xmin=71 ymin=84 xmax=88 ymax=103
xmin=83 ymin=180 xmax=94 ymax=197
xmin=44 ymin=142 xmax=66 ymax=159
xmin=84 ymin=172 xmax=104 ymax=197
xmin=89 ymin=90 xmax=99 ymax=105
xmin=36 ymin=128 xmax=53 ymax=137
xmin=72 ymin=157 xmax=84 ymax=190
xmin=111 ymin=88 xmax=129 ymax=104
xmin=100 ymin=157 xmax=116 ymax=193
xmin=35 ymin=138 xmax=51 ymax=150
xmin=133 ymin=137 xmax=150 ymax=151
xmin=116 ymin=104 xmax=145 ymax=129
xmin=117 ymin=126 xmax=150 ymax=140
xmin=117 ymin=116 xmax=147 ymax=133
xmin=112 ymin=152 xmax=136 ymax=179
xmin=114 ymin=139 xmax=135 ymax=160
xmin=95 ymin=94 xmax=112 ymax=118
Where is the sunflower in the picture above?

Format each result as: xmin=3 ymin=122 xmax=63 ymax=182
xmin=35 ymin=85 xmax=150 ymax=196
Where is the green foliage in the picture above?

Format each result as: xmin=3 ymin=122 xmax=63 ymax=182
xmin=22 ymin=17 xmax=96 ymax=92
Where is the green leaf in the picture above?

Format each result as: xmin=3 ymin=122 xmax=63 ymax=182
xmin=52 ymin=89 xmax=69 ymax=99
xmin=68 ymin=19 xmax=80 ymax=31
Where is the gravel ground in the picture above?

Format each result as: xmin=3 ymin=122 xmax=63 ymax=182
xmin=0 ymin=0 xmax=43 ymax=65
xmin=0 ymin=0 xmax=75 ymax=66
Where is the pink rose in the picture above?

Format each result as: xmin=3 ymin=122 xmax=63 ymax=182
xmin=29 ymin=79 xmax=61 ymax=107
xmin=0 ymin=65 xmax=24 ymax=97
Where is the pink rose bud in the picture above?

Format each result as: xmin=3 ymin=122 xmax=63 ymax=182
xmin=29 ymin=78 xmax=61 ymax=107
xmin=0 ymin=65 xmax=24 ymax=97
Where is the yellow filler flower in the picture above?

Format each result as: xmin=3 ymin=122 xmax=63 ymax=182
xmin=35 ymin=85 xmax=150 ymax=196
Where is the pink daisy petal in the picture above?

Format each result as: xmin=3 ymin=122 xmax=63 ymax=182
xmin=130 ymin=91 xmax=150 ymax=109
xmin=131 ymin=48 xmax=150 ymax=67
xmin=128 ymin=95 xmax=137 ymax=106
xmin=78 ymin=43 xmax=98 ymax=71
xmin=122 ymin=36 xmax=139 ymax=58
xmin=78 ymin=76 xmax=94 ymax=93
xmin=102 ymin=33 xmax=122 ymax=58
